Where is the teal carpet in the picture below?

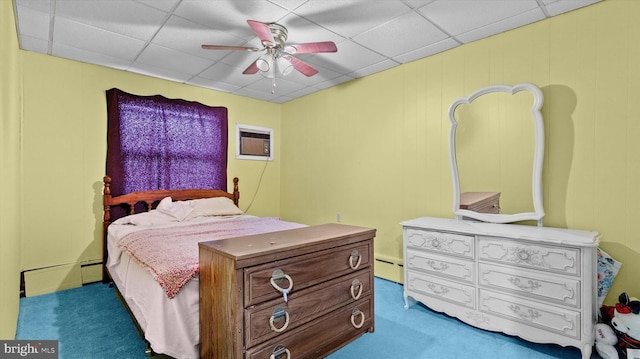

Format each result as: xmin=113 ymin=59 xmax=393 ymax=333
xmin=16 ymin=277 xmax=598 ymax=358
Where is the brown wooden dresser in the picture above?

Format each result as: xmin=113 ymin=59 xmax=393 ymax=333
xmin=199 ymin=223 xmax=376 ymax=359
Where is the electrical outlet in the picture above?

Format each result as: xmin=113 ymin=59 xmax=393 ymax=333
xmin=336 ymin=213 xmax=341 ymax=223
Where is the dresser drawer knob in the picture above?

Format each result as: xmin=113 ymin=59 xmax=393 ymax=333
xmin=516 ymin=250 xmax=530 ymax=261
xmin=270 ymin=269 xmax=294 ymax=299
xmin=350 ymin=279 xmax=363 ymax=300
xmin=269 ymin=306 xmax=291 ymax=333
xmin=350 ymin=308 xmax=365 ymax=329
xmin=349 ymin=250 xmax=362 ymax=270
xmin=269 ymin=345 xmax=291 ymax=359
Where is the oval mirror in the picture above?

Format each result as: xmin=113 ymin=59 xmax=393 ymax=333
xmin=449 ymin=83 xmax=544 ymax=226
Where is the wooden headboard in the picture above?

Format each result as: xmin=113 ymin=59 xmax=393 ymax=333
xmin=101 ymin=175 xmax=240 ymax=283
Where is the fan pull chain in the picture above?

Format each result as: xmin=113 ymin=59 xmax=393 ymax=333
xmin=272 ymin=76 xmax=276 ymax=94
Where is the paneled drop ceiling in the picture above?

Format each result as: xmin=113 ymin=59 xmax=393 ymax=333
xmin=14 ymin=0 xmax=600 ymax=103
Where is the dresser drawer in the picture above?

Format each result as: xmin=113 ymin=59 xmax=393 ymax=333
xmin=406 ymin=249 xmax=475 ymax=284
xmin=479 ymin=289 xmax=580 ymax=339
xmin=244 ymin=241 xmax=372 ymax=306
xmin=478 ymin=236 xmax=580 ymax=276
xmin=246 ymin=298 xmax=373 ymax=359
xmin=406 ymin=270 xmax=475 ymax=309
xmin=405 ymin=228 xmax=474 ymax=259
xmin=478 ymin=263 xmax=580 ymax=307
xmin=244 ymin=269 xmax=372 ymax=348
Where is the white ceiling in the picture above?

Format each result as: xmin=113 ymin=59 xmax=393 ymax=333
xmin=13 ymin=0 xmax=600 ymax=103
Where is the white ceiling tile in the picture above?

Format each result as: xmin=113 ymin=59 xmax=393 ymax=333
xmin=251 ymin=76 xmax=308 ymax=96
xmin=18 ymin=35 xmax=49 ymax=54
xmin=187 ymin=77 xmax=243 ymax=93
xmin=153 ymin=16 xmax=245 ymax=61
xmin=15 ymin=5 xmax=50 ymax=41
xmin=52 ymin=43 xmax=132 ymax=70
xmin=281 ymin=85 xmax=325 ymax=99
xmin=173 ymin=0 xmax=290 ymax=39
xmin=305 ymin=40 xmax=388 ymax=75
xmin=272 ymin=96 xmax=294 ymax=104
xmin=198 ymin=62 xmax=258 ymax=87
xmin=456 ymin=8 xmax=546 ymax=44
xmin=293 ymin=0 xmax=413 ymax=38
xmin=53 ymin=17 xmax=146 ymax=61
xmin=128 ymin=62 xmax=193 ymax=82
xmin=543 ymin=0 xmax=601 ymax=16
xmin=15 ymin=0 xmax=52 ymax=13
xmin=266 ymin=0 xmax=308 ymax=11
xmin=134 ymin=43 xmax=213 ymax=76
xmin=402 ymin=0 xmax=437 ymax=9
xmin=353 ymin=11 xmax=448 ymax=58
xmin=277 ymin=13 xmax=344 ymax=45
xmin=134 ymin=0 xmax=181 ymax=13
xmin=312 ymin=75 xmax=356 ymax=90
xmin=54 ymin=0 xmax=168 ymax=41
xmin=348 ymin=59 xmax=399 ymax=78
xmin=233 ymin=86 xmax=284 ymax=102
xmin=393 ymin=37 xmax=459 ymax=64
xmin=419 ymin=0 xmax=541 ymax=36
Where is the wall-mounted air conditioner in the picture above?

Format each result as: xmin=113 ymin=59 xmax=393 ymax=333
xmin=236 ymin=124 xmax=273 ymax=161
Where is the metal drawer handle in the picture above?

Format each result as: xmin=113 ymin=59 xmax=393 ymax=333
xmin=427 ymin=283 xmax=449 ymax=296
xmin=350 ymin=308 xmax=365 ymax=329
xmin=426 ymin=259 xmax=449 ymax=271
xmin=508 ymin=305 xmax=541 ymax=321
xmin=508 ymin=277 xmax=542 ymax=292
xmin=270 ymin=345 xmax=291 ymax=359
xmin=269 ymin=307 xmax=291 ymax=333
xmin=270 ymin=269 xmax=293 ymax=295
xmin=349 ymin=250 xmax=362 ymax=270
xmin=350 ymin=279 xmax=363 ymax=300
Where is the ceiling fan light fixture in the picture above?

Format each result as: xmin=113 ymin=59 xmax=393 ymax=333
xmin=284 ymin=45 xmax=297 ymax=54
xmin=277 ymin=55 xmax=293 ymax=76
xmin=256 ymin=54 xmax=272 ymax=72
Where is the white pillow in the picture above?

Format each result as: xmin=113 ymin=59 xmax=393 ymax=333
xmin=186 ymin=197 xmax=243 ymax=219
xmin=111 ymin=210 xmax=177 ymax=226
xmin=157 ymin=196 xmax=194 ymax=221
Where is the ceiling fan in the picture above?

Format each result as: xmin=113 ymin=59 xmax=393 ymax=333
xmin=202 ymin=20 xmax=337 ymax=93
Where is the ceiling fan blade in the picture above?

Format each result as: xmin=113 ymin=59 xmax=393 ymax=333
xmin=201 ymin=44 xmax=260 ymax=52
xmin=289 ymin=57 xmax=318 ymax=77
xmin=247 ymin=20 xmax=276 ymax=47
xmin=285 ymin=41 xmax=337 ymax=54
xmin=242 ymin=59 xmax=260 ymax=75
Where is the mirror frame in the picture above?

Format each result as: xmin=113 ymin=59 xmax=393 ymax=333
xmin=448 ymin=83 xmax=545 ymax=226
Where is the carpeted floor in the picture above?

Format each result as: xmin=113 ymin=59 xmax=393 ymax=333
xmin=16 ymin=277 xmax=599 ymax=358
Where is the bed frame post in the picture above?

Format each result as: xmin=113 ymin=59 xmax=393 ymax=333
xmin=233 ymin=177 xmax=240 ymax=206
xmin=102 ymin=176 xmax=112 ymax=283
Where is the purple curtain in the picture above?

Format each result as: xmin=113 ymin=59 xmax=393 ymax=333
xmin=106 ymin=88 xmax=228 ymax=198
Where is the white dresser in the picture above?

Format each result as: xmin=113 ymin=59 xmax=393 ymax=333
xmin=402 ymin=217 xmax=599 ymax=359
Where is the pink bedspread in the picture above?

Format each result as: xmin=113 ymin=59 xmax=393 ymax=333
xmin=117 ymin=217 xmax=306 ymax=298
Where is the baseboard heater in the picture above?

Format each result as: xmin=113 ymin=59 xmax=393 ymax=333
xmin=374 ymin=255 xmax=404 ymax=283
xmin=374 ymin=258 xmax=403 ymax=267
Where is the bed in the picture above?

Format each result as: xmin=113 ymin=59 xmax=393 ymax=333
xmin=101 ymin=176 xmax=306 ymax=358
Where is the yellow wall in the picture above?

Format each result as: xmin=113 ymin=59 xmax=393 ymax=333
xmin=0 ymin=1 xmax=23 ymax=339
xmin=18 ymin=52 xmax=282 ymax=294
xmin=281 ymin=0 xmax=639 ymax=303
